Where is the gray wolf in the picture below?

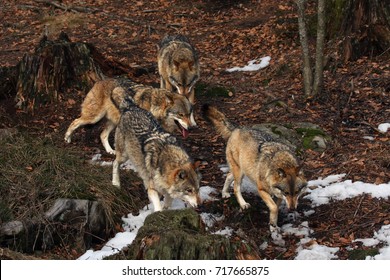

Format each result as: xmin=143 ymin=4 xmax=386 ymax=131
xmin=157 ymin=34 xmax=200 ymax=104
xmin=64 ymin=78 xmax=196 ymax=154
xmin=202 ymin=104 xmax=307 ymax=233
xmin=111 ymin=87 xmax=201 ymax=211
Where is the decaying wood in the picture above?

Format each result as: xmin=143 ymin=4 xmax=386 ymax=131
xmin=327 ymin=0 xmax=390 ymax=61
xmin=0 ymin=248 xmax=41 ymax=260
xmin=15 ymin=32 xmax=106 ymax=111
xmin=0 ymin=198 xmax=107 ymax=254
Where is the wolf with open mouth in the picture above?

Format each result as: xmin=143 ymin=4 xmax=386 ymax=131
xmin=65 ymin=78 xmax=196 ymax=154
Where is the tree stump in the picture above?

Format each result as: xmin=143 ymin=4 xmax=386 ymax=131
xmin=14 ymin=32 xmax=107 ymax=111
xmin=109 ymin=209 xmax=260 ymax=260
xmin=326 ymin=0 xmax=390 ymax=61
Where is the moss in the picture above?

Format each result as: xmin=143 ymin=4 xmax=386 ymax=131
xmin=295 ymin=127 xmax=329 ymax=150
xmin=110 ymin=209 xmax=258 ymax=260
xmin=195 ymin=82 xmax=234 ymax=98
xmin=348 ymin=248 xmax=379 ymax=260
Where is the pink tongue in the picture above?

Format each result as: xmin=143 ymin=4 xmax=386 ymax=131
xmin=182 ymin=127 xmax=189 ymax=139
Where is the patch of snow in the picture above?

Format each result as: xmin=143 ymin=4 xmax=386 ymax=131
xmin=378 ymin=123 xmax=390 ymax=133
xmin=213 ymin=227 xmax=234 ymax=237
xmin=226 ymin=56 xmax=271 ymax=72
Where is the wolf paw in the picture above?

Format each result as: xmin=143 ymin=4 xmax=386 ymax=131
xmin=222 ymin=192 xmax=231 ymax=199
xmin=240 ymin=202 xmax=251 ymax=210
xmin=64 ymin=135 xmax=71 ymax=143
xmin=112 ymin=181 xmax=120 ymax=188
xmin=106 ymin=148 xmax=116 ymax=155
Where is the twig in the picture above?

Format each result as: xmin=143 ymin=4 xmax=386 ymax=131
xmin=378 ymin=46 xmax=390 ymax=57
xmin=353 ymin=195 xmax=365 ymax=218
xmin=356 ymin=121 xmax=382 ymax=133
xmin=34 ymin=0 xmax=98 ymax=13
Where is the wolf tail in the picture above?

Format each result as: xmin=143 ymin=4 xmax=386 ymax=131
xmin=110 ymin=86 xmax=136 ymax=112
xmin=201 ymin=104 xmax=236 ymax=141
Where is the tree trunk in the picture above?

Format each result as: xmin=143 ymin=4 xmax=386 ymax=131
xmin=312 ymin=0 xmax=326 ymax=97
xmin=296 ymin=0 xmax=313 ymax=97
xmin=327 ymin=0 xmax=390 ymax=61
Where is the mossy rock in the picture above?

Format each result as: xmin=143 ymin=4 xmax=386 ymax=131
xmin=295 ymin=122 xmax=331 ymax=152
xmin=195 ymin=82 xmax=234 ymax=98
xmin=251 ymin=123 xmax=301 ymax=150
xmin=251 ymin=122 xmax=331 ymax=152
xmin=108 ymin=208 xmax=259 ymax=260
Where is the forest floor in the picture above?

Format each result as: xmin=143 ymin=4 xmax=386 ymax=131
xmin=0 ymin=0 xmax=389 ymax=259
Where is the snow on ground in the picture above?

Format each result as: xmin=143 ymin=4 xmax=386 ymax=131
xmin=354 ymin=225 xmax=390 ymax=260
xmin=306 ymin=174 xmax=390 ymax=206
xmin=378 ymin=123 xmax=390 ymax=133
xmin=80 ymin=153 xmax=390 ymax=260
xmin=226 ymin=56 xmax=271 ymax=72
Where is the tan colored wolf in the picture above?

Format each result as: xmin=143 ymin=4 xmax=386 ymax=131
xmin=202 ymin=104 xmax=307 ymax=233
xmin=111 ymin=87 xmax=201 ymax=211
xmin=157 ymin=34 xmax=200 ymax=104
xmin=64 ymin=78 xmax=196 ymax=154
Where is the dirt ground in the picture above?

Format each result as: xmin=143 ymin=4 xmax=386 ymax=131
xmin=0 ymin=0 xmax=389 ymax=259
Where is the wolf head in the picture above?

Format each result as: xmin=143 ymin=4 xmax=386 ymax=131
xmin=168 ymin=48 xmax=199 ymax=98
xmin=267 ymin=153 xmax=307 ymax=211
xmin=157 ymin=147 xmax=201 ymax=208
xmin=164 ymin=91 xmax=197 ymax=139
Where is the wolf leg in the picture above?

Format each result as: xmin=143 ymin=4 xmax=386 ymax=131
xmin=112 ymin=152 xmax=127 ymax=188
xmin=148 ymin=188 xmax=162 ymax=212
xmin=100 ymin=120 xmax=116 ymax=154
xmin=64 ymin=111 xmax=105 ymax=143
xmin=234 ymin=177 xmax=250 ymax=209
xmin=258 ymin=188 xmax=279 ymax=227
xmin=163 ymin=194 xmax=173 ymax=210
xmin=222 ymin=172 xmax=234 ymax=198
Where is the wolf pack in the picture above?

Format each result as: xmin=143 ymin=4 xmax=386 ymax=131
xmin=65 ymin=34 xmax=308 ymax=238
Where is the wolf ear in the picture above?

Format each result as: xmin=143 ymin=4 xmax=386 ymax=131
xmin=192 ymin=160 xmax=202 ymax=170
xmin=296 ymin=165 xmax=304 ymax=176
xmin=277 ymin=168 xmax=286 ymax=178
xmin=165 ymin=91 xmax=175 ymax=105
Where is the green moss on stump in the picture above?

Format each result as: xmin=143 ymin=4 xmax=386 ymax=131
xmin=110 ymin=209 xmax=259 ymax=260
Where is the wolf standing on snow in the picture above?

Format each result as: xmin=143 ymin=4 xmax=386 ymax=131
xmin=202 ymin=104 xmax=307 ymax=235
xmin=157 ymin=35 xmax=200 ymax=104
xmin=111 ymin=87 xmax=201 ymax=212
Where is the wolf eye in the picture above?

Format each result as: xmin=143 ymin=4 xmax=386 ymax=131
xmin=186 ymin=188 xmax=194 ymax=194
xmin=275 ymin=186 xmax=283 ymax=192
xmin=299 ymin=183 xmax=308 ymax=191
xmin=179 ymin=171 xmax=187 ymax=180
